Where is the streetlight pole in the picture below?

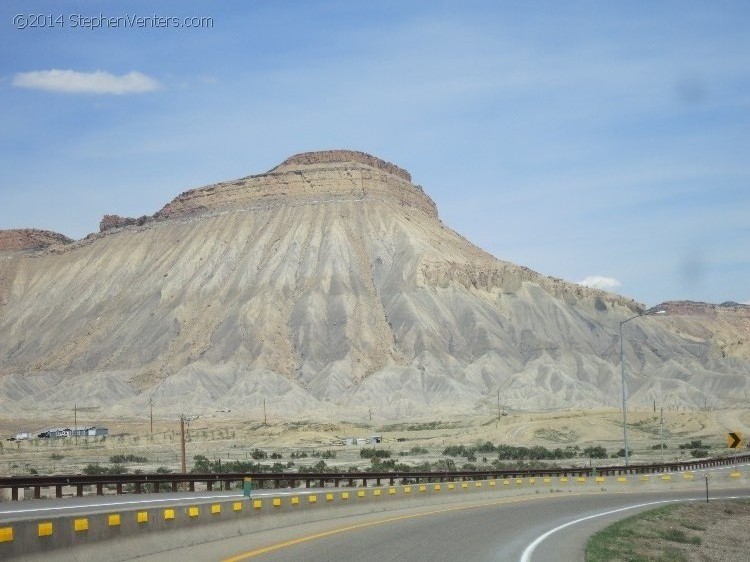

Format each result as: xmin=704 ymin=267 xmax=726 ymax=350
xmin=619 ymin=309 xmax=666 ymax=467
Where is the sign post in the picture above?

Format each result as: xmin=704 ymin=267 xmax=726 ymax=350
xmin=704 ymin=473 xmax=709 ymax=503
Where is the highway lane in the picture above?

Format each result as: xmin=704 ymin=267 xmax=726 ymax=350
xmin=111 ymin=486 xmax=750 ymax=562
xmin=0 ymin=488 xmax=326 ymax=523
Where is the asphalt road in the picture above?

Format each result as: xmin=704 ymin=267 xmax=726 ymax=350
xmin=123 ymin=487 xmax=750 ymax=562
xmin=0 ymin=488 xmax=319 ymax=523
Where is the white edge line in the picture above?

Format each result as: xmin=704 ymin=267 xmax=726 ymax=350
xmin=519 ymin=499 xmax=679 ymax=562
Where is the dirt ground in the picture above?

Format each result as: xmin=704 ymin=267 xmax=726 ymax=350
xmin=587 ymin=499 xmax=750 ymax=562
xmin=1 ymin=408 xmax=747 ymax=476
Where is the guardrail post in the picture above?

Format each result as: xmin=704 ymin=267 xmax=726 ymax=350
xmin=207 ymin=481 xmax=213 ymax=492
xmin=56 ymin=485 xmax=63 ymax=498
xmin=33 ymin=486 xmax=41 ymax=499
xmin=189 ymin=481 xmax=195 ymax=492
xmin=76 ymin=485 xmax=84 ymax=497
xmin=135 ymin=482 xmax=142 ymax=494
xmin=116 ymin=483 xmax=123 ymax=495
xmin=172 ymin=482 xmax=178 ymax=493
xmin=96 ymin=483 xmax=103 ymax=496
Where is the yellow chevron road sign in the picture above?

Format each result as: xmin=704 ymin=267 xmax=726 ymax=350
xmin=727 ymin=432 xmax=742 ymax=448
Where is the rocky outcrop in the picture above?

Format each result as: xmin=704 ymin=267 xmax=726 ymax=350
xmin=154 ymin=150 xmax=437 ymax=220
xmin=271 ymin=150 xmax=412 ymax=182
xmin=0 ymin=229 xmax=72 ymax=252
xmin=99 ymin=214 xmax=150 ymax=232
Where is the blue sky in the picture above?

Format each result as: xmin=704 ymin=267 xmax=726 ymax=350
xmin=1 ymin=1 xmax=748 ymax=306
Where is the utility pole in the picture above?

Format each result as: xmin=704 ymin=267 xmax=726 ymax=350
xmin=74 ymin=403 xmax=78 ymax=447
xmin=369 ymin=407 xmax=373 ymax=421
xmin=660 ymin=407 xmax=665 ymax=463
xmin=497 ymin=391 xmax=501 ymax=420
xmin=149 ymin=398 xmax=153 ymax=433
xmin=263 ymin=399 xmax=267 ymax=426
xmin=180 ymin=415 xmax=187 ymax=490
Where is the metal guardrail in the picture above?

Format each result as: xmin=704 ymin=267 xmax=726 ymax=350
xmin=1 ymin=453 xmax=748 ymax=501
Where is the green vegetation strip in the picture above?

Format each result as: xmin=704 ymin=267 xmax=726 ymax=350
xmin=586 ymin=500 xmax=750 ymax=562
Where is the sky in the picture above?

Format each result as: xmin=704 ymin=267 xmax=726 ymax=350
xmin=1 ymin=1 xmax=748 ymax=306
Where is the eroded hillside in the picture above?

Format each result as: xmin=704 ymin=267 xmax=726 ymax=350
xmin=1 ymin=151 xmax=748 ymax=419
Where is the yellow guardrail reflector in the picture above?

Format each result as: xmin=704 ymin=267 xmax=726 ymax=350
xmin=341 ymin=492 xmax=349 ymax=500
xmin=515 ymin=479 xmax=523 ymax=485
xmin=309 ymin=494 xmax=317 ymax=503
xmin=461 ymin=482 xmax=468 ymax=489
xmin=596 ymin=477 xmax=605 ymax=483
xmin=327 ymin=493 xmax=335 ymax=501
xmin=434 ymin=484 xmax=441 ymax=491
xmin=234 ymin=502 xmax=243 ymax=511
xmin=661 ymin=475 xmax=672 ymax=481
xmin=273 ymin=498 xmax=282 ymax=507
xmin=389 ymin=488 xmax=396 ymax=495
xmin=292 ymin=496 xmax=300 ymax=504
xmin=419 ymin=485 xmax=426 ymax=493
xmin=164 ymin=509 xmax=175 ymax=520
xmin=503 ymin=479 xmax=510 ymax=486
xmin=640 ymin=475 xmax=650 ymax=481
xmin=489 ymin=480 xmax=496 ymax=487
xmin=108 ymin=514 xmax=120 ymax=527
xmin=253 ymin=499 xmax=262 ymax=509
xmin=0 ymin=527 xmax=13 ymax=543
xmin=211 ymin=504 xmax=221 ymax=514
xmin=357 ymin=490 xmax=365 ymax=498
xmin=683 ymin=473 xmax=694 ymax=480
xmin=529 ymin=478 xmax=536 ymax=484
xmin=577 ymin=477 xmax=586 ymax=483
xmin=448 ymin=483 xmax=455 ymax=490
xmin=74 ymin=518 xmax=89 ymax=532
xmin=617 ymin=477 xmax=627 ymax=483
xmin=559 ymin=477 xmax=568 ymax=483
xmin=404 ymin=487 xmax=411 ymax=494
xmin=730 ymin=472 xmax=741 ymax=478
xmin=373 ymin=489 xmax=381 ymax=496
xmin=137 ymin=511 xmax=148 ymax=524
xmin=38 ymin=522 xmax=53 ymax=537
xmin=188 ymin=507 xmax=199 ymax=517
xmin=543 ymin=478 xmax=551 ymax=484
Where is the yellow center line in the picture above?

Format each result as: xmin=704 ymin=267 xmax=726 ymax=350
xmin=222 ymin=492 xmax=589 ymax=561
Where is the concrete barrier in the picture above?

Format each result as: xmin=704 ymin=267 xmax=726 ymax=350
xmin=1 ymin=468 xmax=746 ymax=561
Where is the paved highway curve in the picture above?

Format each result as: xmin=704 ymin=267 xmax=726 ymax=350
xmin=96 ymin=487 xmax=748 ymax=562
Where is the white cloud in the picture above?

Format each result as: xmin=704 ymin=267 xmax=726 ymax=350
xmin=12 ymin=70 xmax=160 ymax=95
xmin=578 ymin=276 xmax=622 ymax=291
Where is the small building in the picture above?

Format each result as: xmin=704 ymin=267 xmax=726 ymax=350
xmin=14 ymin=432 xmax=30 ymax=441
xmin=370 ymin=435 xmax=382 ymax=444
xmin=37 ymin=426 xmax=108 ymax=439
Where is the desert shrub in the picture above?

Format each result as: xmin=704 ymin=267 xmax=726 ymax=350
xmin=109 ymin=454 xmax=147 ymax=463
xmin=360 ymin=448 xmax=391 ymax=459
xmin=583 ymin=446 xmax=608 ymax=459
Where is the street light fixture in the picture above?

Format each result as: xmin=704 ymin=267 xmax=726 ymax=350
xmin=619 ymin=309 xmax=666 ymax=467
